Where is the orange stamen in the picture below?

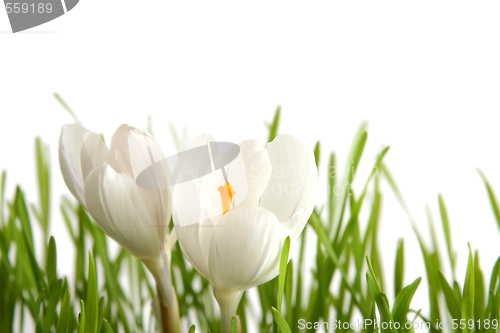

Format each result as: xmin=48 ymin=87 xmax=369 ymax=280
xmin=217 ymin=182 xmax=235 ymax=215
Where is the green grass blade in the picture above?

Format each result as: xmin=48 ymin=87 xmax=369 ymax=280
xmin=271 ymin=307 xmax=291 ymax=333
xmin=332 ymin=129 xmax=368 ymax=244
xmin=478 ymin=169 xmax=500 ymax=235
xmin=412 ymin=226 xmax=442 ymax=323
xmin=313 ymin=141 xmax=320 ymax=169
xmin=54 ymin=93 xmax=81 ymax=124
xmin=284 ymin=260 xmax=294 ymax=325
xmin=42 ymin=279 xmax=64 ymax=333
xmin=77 ymin=300 xmax=85 ymax=333
xmin=347 ymin=131 xmax=367 ymax=186
xmin=462 ymin=243 xmax=475 ymax=333
xmin=35 ymin=137 xmax=50 ymax=238
xmin=56 ymin=289 xmax=71 ymax=333
xmin=231 ymin=317 xmax=238 ymax=333
xmin=15 ymin=187 xmax=43 ymax=291
xmin=381 ymin=164 xmax=413 ymax=222
xmin=310 ymin=212 xmax=368 ymax=317
xmin=438 ymin=271 xmax=461 ymax=319
xmin=376 ymin=294 xmax=398 ymax=333
xmin=266 ymin=106 xmax=281 ymax=143
xmin=474 ymin=250 xmax=485 ymax=325
xmin=261 ymin=324 xmax=273 ymax=333
xmin=366 ymin=256 xmax=382 ymax=298
xmin=278 ymin=237 xmax=290 ymax=313
xmin=354 ymin=146 xmax=389 ymax=215
xmin=102 ymin=319 xmax=115 ymax=333
xmin=46 ymin=236 xmax=57 ymax=290
xmin=394 ymin=239 xmax=405 ymax=297
xmin=328 ymin=153 xmax=336 ymax=227
xmin=0 ymin=170 xmax=6 ymax=225
xmin=484 ymin=257 xmax=499 ymax=327
xmin=366 ymin=258 xmax=398 ymax=333
xmin=84 ymin=252 xmax=98 ymax=333
xmin=438 ymin=194 xmax=455 ymax=273
xmin=392 ymin=277 xmax=422 ymax=327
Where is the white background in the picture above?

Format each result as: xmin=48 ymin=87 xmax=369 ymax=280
xmin=1 ymin=0 xmax=500 ymax=329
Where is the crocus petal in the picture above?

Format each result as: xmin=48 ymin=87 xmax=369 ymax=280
xmin=59 ymin=123 xmax=89 ymax=206
xmin=235 ymin=139 xmax=272 ymax=209
xmin=107 ymin=125 xmax=165 ymax=180
xmin=283 ymin=209 xmax=306 ymax=239
xmin=174 ymin=217 xmax=215 ymax=280
xmin=81 ymin=132 xmax=109 ymax=181
xmin=259 ymin=134 xmax=317 ymax=238
xmin=208 ymin=207 xmax=289 ymax=291
xmin=84 ymin=163 xmax=170 ymax=260
xmin=171 ymin=179 xmax=214 ymax=278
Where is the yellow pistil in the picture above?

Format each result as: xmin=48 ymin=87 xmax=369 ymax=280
xmin=217 ymin=183 xmax=235 ymax=215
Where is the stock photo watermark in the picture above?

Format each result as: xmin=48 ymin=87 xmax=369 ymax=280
xmin=3 ymin=0 xmax=79 ymax=32
xmin=298 ymin=319 xmax=499 ymax=331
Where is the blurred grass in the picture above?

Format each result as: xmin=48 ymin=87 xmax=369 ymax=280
xmin=0 ymin=106 xmax=499 ymax=332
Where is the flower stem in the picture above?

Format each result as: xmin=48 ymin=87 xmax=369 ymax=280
xmin=214 ymin=289 xmax=243 ymax=333
xmin=143 ymin=255 xmax=181 ymax=333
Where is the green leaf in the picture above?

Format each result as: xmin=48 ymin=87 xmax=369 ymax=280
xmin=310 ymin=211 xmax=368 ymax=317
xmin=376 ymin=294 xmax=398 ymax=333
xmin=313 ymin=141 xmax=320 ymax=169
xmin=15 ymin=187 xmax=43 ymax=291
xmin=438 ymin=194 xmax=455 ymax=273
xmin=102 ymin=319 xmax=115 ymax=333
xmin=267 ymin=106 xmax=281 ymax=143
xmin=412 ymin=226 xmax=442 ymax=324
xmin=284 ymin=260 xmax=294 ymax=325
xmin=54 ymin=93 xmax=81 ymax=123
xmin=271 ymin=307 xmax=291 ymax=333
xmin=347 ymin=131 xmax=367 ymax=186
xmin=354 ymin=146 xmax=389 ymax=216
xmin=366 ymin=304 xmax=377 ymax=333
xmin=328 ymin=153 xmax=336 ymax=226
xmin=231 ymin=317 xmax=237 ymax=333
xmin=394 ymin=239 xmax=405 ymax=297
xmin=84 ymin=252 xmax=98 ymax=333
xmin=261 ymin=324 xmax=273 ymax=333
xmin=381 ymin=164 xmax=412 ymax=219
xmin=366 ymin=256 xmax=382 ymax=299
xmin=188 ymin=325 xmax=196 ymax=333
xmin=438 ymin=272 xmax=461 ymax=319
xmin=478 ymin=169 xmax=500 ymax=235
xmin=47 ymin=236 xmax=57 ymax=290
xmin=0 ymin=170 xmax=6 ymax=225
xmin=474 ymin=250 xmax=485 ymax=325
xmin=42 ymin=279 xmax=64 ymax=333
xmin=77 ymin=300 xmax=86 ymax=333
xmin=35 ymin=137 xmax=50 ymax=238
xmin=392 ymin=277 xmax=422 ymax=328
xmin=278 ymin=236 xmax=290 ymax=313
xmin=462 ymin=243 xmax=475 ymax=333
xmin=56 ymin=289 xmax=71 ymax=333
xmin=366 ymin=256 xmax=398 ymax=333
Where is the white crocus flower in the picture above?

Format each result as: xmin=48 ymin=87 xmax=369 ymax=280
xmin=172 ymin=133 xmax=318 ymax=333
xmin=59 ymin=123 xmax=180 ymax=333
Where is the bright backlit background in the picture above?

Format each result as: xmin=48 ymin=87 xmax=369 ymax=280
xmin=1 ymin=0 xmax=500 ymax=322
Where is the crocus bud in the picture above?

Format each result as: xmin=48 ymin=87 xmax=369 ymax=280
xmin=59 ymin=123 xmax=180 ymax=333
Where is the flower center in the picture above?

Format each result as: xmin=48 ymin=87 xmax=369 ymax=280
xmin=217 ymin=183 xmax=235 ymax=215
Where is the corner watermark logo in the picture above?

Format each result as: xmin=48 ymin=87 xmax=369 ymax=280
xmin=3 ymin=0 xmax=78 ymax=33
